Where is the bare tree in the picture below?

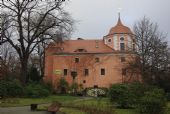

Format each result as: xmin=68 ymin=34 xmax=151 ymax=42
xmin=0 ymin=42 xmax=20 ymax=79
xmin=132 ymin=17 xmax=170 ymax=84
xmin=0 ymin=0 xmax=74 ymax=83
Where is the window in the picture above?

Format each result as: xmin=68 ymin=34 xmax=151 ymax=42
xmin=74 ymin=49 xmax=87 ymax=52
xmin=122 ymin=68 xmax=126 ymax=75
xmin=121 ymin=57 xmax=126 ymax=62
xmin=78 ymin=49 xmax=84 ymax=52
xmin=120 ymin=37 xmax=124 ymax=41
xmin=94 ymin=85 xmax=98 ymax=88
xmin=120 ymin=43 xmax=125 ymax=51
xmin=83 ymin=80 xmax=86 ymax=83
xmin=75 ymin=58 xmax=79 ymax=63
xmin=71 ymin=71 xmax=77 ymax=78
xmin=64 ymin=69 xmax=67 ymax=76
xmin=101 ymin=68 xmax=105 ymax=75
xmin=95 ymin=57 xmax=100 ymax=62
xmin=132 ymin=39 xmax=135 ymax=43
xmin=133 ymin=44 xmax=135 ymax=51
xmin=84 ymin=69 xmax=89 ymax=76
xmin=108 ymin=39 xmax=112 ymax=43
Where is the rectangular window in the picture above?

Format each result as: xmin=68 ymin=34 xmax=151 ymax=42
xmin=84 ymin=69 xmax=89 ymax=76
xmin=121 ymin=57 xmax=126 ymax=62
xmin=122 ymin=68 xmax=126 ymax=75
xmin=120 ymin=43 xmax=125 ymax=51
xmin=83 ymin=80 xmax=86 ymax=83
xmin=101 ymin=68 xmax=105 ymax=75
xmin=94 ymin=85 xmax=98 ymax=88
xmin=133 ymin=44 xmax=135 ymax=51
xmin=64 ymin=69 xmax=67 ymax=76
xmin=75 ymin=58 xmax=79 ymax=63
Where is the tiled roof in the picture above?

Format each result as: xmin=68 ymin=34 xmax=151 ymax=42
xmin=51 ymin=39 xmax=114 ymax=54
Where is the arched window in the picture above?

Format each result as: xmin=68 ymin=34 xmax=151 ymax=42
xmin=120 ymin=37 xmax=125 ymax=51
xmin=120 ymin=43 xmax=125 ymax=51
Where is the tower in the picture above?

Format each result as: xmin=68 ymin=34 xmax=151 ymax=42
xmin=104 ymin=14 xmax=135 ymax=51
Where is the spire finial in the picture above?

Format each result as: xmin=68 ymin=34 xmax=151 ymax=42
xmin=117 ymin=8 xmax=123 ymax=26
xmin=118 ymin=12 xmax=120 ymax=20
xmin=117 ymin=8 xmax=122 ymax=20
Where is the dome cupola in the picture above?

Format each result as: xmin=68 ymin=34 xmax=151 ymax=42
xmin=108 ymin=14 xmax=133 ymax=35
xmin=104 ymin=14 xmax=135 ymax=51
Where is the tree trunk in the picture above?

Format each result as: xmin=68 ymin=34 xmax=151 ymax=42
xmin=20 ymin=57 xmax=29 ymax=84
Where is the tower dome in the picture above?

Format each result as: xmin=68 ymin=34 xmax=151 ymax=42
xmin=108 ymin=16 xmax=133 ymax=35
xmin=104 ymin=14 xmax=135 ymax=51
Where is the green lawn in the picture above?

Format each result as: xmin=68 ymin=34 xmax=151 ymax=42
xmin=0 ymin=95 xmax=79 ymax=107
xmin=60 ymin=107 xmax=87 ymax=114
xmin=114 ymin=109 xmax=137 ymax=114
xmin=0 ymin=95 xmax=170 ymax=114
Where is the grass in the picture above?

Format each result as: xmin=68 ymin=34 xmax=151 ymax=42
xmin=0 ymin=95 xmax=80 ymax=107
xmin=37 ymin=106 xmax=88 ymax=114
xmin=60 ymin=107 xmax=87 ymax=114
xmin=1 ymin=95 xmax=170 ymax=114
xmin=114 ymin=109 xmax=137 ymax=114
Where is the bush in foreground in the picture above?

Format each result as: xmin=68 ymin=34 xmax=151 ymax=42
xmin=57 ymin=78 xmax=69 ymax=94
xmin=138 ymin=88 xmax=167 ymax=114
xmin=86 ymin=88 xmax=108 ymax=97
xmin=109 ymin=84 xmax=135 ymax=108
xmin=0 ymin=80 xmax=24 ymax=97
xmin=25 ymin=83 xmax=50 ymax=98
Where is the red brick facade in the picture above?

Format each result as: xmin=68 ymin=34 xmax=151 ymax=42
xmin=44 ymin=17 xmax=140 ymax=88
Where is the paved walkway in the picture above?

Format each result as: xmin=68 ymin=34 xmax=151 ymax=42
xmin=0 ymin=106 xmax=49 ymax=114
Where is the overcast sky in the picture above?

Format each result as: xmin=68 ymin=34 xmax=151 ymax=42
xmin=66 ymin=0 xmax=170 ymax=43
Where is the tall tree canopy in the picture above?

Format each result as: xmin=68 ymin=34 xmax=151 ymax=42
xmin=0 ymin=0 xmax=74 ymax=83
xmin=133 ymin=17 xmax=170 ymax=86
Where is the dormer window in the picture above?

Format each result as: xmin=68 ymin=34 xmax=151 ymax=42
xmin=78 ymin=49 xmax=84 ymax=52
xmin=75 ymin=58 xmax=79 ymax=63
xmin=74 ymin=48 xmax=87 ymax=52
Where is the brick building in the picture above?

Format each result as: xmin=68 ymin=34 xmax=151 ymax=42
xmin=44 ymin=16 xmax=140 ymax=89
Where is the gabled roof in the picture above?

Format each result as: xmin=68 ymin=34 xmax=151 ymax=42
xmin=51 ymin=39 xmax=114 ymax=54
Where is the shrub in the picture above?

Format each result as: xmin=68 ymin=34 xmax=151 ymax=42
xmin=166 ymin=92 xmax=170 ymax=101
xmin=6 ymin=80 xmax=24 ymax=97
xmin=0 ymin=80 xmax=24 ymax=97
xmin=138 ymin=88 xmax=167 ymax=114
xmin=86 ymin=88 xmax=107 ymax=97
xmin=0 ymin=80 xmax=7 ymax=97
xmin=70 ymin=82 xmax=79 ymax=94
xmin=128 ymin=82 xmax=152 ymax=105
xmin=57 ymin=78 xmax=69 ymax=94
xmin=109 ymin=84 xmax=136 ymax=108
xmin=25 ymin=83 xmax=50 ymax=98
xmin=28 ymin=66 xmax=41 ymax=82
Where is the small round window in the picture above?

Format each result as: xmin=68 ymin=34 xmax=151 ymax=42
xmin=108 ymin=39 xmax=112 ymax=42
xmin=120 ymin=37 xmax=124 ymax=41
